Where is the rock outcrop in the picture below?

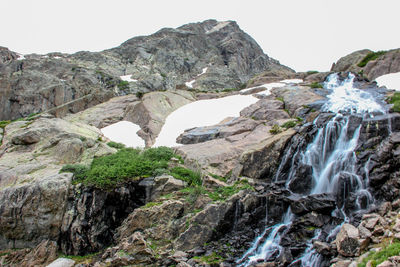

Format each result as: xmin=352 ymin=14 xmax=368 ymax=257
xmin=331 ymin=48 xmax=400 ymax=81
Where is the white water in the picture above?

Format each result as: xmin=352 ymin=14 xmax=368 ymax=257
xmin=101 ymin=121 xmax=145 ymax=148
xmin=239 ymin=73 xmax=386 ymax=266
xmin=120 ymin=75 xmax=138 ymax=82
xmin=375 ymin=72 xmax=400 ymax=91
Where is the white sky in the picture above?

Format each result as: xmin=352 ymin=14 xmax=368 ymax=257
xmin=1 ymin=0 xmax=399 ymax=72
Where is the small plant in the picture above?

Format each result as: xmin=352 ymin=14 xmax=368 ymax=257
xmin=357 ymin=51 xmax=387 ymax=67
xmin=388 ymin=92 xmax=400 ymax=112
xmin=107 ymin=141 xmax=125 ymax=149
xmin=276 ymin=96 xmax=285 ymax=102
xmin=135 ymin=91 xmax=144 ymax=99
xmin=143 ymin=201 xmax=163 ymax=209
xmin=309 ymin=82 xmax=323 ymax=88
xmin=160 ymin=73 xmax=167 ymax=78
xmin=0 ymin=120 xmax=11 ymax=129
xmin=193 ymin=252 xmax=224 ymax=264
xmin=306 ymin=70 xmax=319 ymax=75
xmin=118 ymin=81 xmax=129 ymax=91
xmin=170 ymin=166 xmax=202 ymax=186
xmin=270 ymin=124 xmax=282 ymax=134
xmin=281 ymin=120 xmax=297 ymax=129
xmin=60 ymin=164 xmax=89 ymax=180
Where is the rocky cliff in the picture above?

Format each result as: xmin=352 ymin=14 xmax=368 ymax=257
xmin=0 ymin=20 xmax=293 ymax=121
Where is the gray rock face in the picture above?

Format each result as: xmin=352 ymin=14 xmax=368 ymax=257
xmin=0 ymin=20 xmax=291 ymax=121
xmin=0 ymin=173 xmax=72 ymax=249
xmin=331 ymin=49 xmax=371 ymax=73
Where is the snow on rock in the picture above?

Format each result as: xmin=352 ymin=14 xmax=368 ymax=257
xmin=375 ymin=72 xmax=400 ymax=91
xmin=241 ymin=79 xmax=303 ymax=96
xmin=206 ymin=21 xmax=231 ymax=34
xmin=120 ymin=75 xmax=138 ymax=82
xmin=154 ymin=94 xmax=258 ymax=147
xmin=185 ymin=79 xmax=196 ymax=88
xmin=16 ymin=53 xmax=25 ymax=60
xmin=101 ymin=121 xmax=145 ymax=148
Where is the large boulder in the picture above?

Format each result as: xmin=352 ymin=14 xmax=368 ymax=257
xmin=335 ymin=224 xmax=360 ymax=257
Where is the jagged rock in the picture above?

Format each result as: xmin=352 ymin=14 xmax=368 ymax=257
xmin=287 ymin=193 xmax=336 ymax=215
xmin=147 ymin=175 xmax=187 ymax=201
xmin=239 ymin=129 xmax=295 ymax=180
xmin=0 ymin=174 xmax=72 ymax=249
xmin=11 ymin=129 xmax=41 ymax=145
xmin=287 ymin=164 xmax=313 ymax=194
xmin=335 ymin=224 xmax=360 ymax=257
xmin=358 ymin=225 xmax=372 ymax=239
xmin=46 ymin=258 xmax=76 ymax=267
xmin=377 ymin=261 xmax=395 ymax=267
xmin=60 ymin=181 xmax=146 ymax=255
xmin=2 ymin=240 xmax=58 ymax=267
xmin=117 ymin=200 xmax=185 ymax=242
xmin=313 ymin=241 xmax=332 ymax=256
xmin=331 ymin=49 xmax=371 ymax=74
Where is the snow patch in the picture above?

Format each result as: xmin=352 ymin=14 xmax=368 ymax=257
xmin=16 ymin=53 xmax=25 ymax=60
xmin=154 ymin=95 xmax=258 ymax=147
xmin=206 ymin=21 xmax=231 ymax=34
xmin=120 ymin=75 xmax=138 ymax=82
xmin=185 ymin=79 xmax=196 ymax=88
xmin=198 ymin=67 xmax=208 ymax=76
xmin=375 ymin=72 xmax=400 ymax=91
xmin=101 ymin=121 xmax=145 ymax=148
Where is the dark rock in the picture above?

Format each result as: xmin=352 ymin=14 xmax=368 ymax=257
xmin=287 ymin=193 xmax=336 ymax=215
xmin=287 ymin=164 xmax=313 ymax=194
xmin=59 ymin=181 xmax=146 ymax=255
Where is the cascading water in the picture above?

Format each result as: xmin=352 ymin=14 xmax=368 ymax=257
xmin=238 ymin=73 xmax=388 ymax=266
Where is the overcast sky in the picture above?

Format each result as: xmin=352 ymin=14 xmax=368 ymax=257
xmin=1 ymin=0 xmax=399 ymax=72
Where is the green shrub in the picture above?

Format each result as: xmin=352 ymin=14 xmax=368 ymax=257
xmin=60 ymin=164 xmax=89 ymax=180
xmin=270 ymin=124 xmax=282 ymax=134
xmin=306 ymin=70 xmax=319 ymax=75
xmin=207 ymin=180 xmax=254 ymax=201
xmin=60 ymin=147 xmax=178 ymax=188
xmin=359 ymin=241 xmax=400 ymax=267
xmin=118 ymin=81 xmax=129 ymax=90
xmin=309 ymin=82 xmax=323 ymax=88
xmin=107 ymin=141 xmax=126 ymax=149
xmin=281 ymin=120 xmax=297 ymax=129
xmin=169 ymin=166 xmax=202 ymax=186
xmin=135 ymin=91 xmax=144 ymax=99
xmin=0 ymin=120 xmax=11 ymax=129
xmin=276 ymin=97 xmax=285 ymax=102
xmin=357 ymin=51 xmax=387 ymax=67
xmin=389 ymin=92 xmax=400 ymax=112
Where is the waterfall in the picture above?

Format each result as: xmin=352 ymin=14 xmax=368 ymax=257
xmin=238 ymin=73 xmax=387 ymax=266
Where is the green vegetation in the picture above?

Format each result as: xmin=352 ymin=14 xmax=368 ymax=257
xmin=58 ymin=252 xmax=99 ymax=264
xmin=307 ymin=70 xmax=319 ymax=75
xmin=0 ymin=113 xmax=39 ymax=129
xmin=118 ymin=80 xmax=129 ymax=91
xmin=309 ymin=82 xmax=323 ymax=88
xmin=281 ymin=120 xmax=297 ymax=129
xmin=359 ymin=241 xmax=400 ymax=267
xmin=209 ymin=173 xmax=228 ymax=183
xmin=207 ymin=180 xmax=254 ymax=201
xmin=60 ymin=147 xmax=189 ymax=188
xmin=135 ymin=91 xmax=144 ymax=99
xmin=107 ymin=141 xmax=126 ymax=149
xmin=0 ymin=120 xmax=11 ymax=129
xmin=143 ymin=201 xmax=163 ymax=209
xmin=170 ymin=166 xmax=202 ymax=186
xmin=388 ymin=92 xmax=400 ymax=112
xmin=270 ymin=124 xmax=282 ymax=134
xmin=160 ymin=73 xmax=167 ymax=78
xmin=357 ymin=51 xmax=387 ymax=67
xmin=193 ymin=252 xmax=225 ymax=264
xmin=276 ymin=96 xmax=285 ymax=102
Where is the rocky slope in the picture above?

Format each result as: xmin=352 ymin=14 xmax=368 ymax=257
xmin=331 ymin=48 xmax=400 ymax=81
xmin=0 ymin=19 xmax=293 ymax=121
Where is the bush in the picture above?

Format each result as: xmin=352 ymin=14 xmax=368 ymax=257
xmin=107 ymin=141 xmax=126 ymax=149
xmin=135 ymin=91 xmax=144 ymax=99
xmin=269 ymin=124 xmax=282 ymax=134
xmin=169 ymin=166 xmax=202 ymax=186
xmin=0 ymin=120 xmax=11 ymax=129
xmin=118 ymin=81 xmax=129 ymax=91
xmin=60 ymin=147 xmax=178 ymax=188
xmin=309 ymin=82 xmax=323 ymax=88
xmin=281 ymin=120 xmax=297 ymax=129
xmin=389 ymin=92 xmax=400 ymax=112
xmin=357 ymin=51 xmax=387 ymax=67
xmin=306 ymin=70 xmax=319 ymax=75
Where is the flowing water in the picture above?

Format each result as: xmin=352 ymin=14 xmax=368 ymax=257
xmin=238 ymin=73 xmax=388 ymax=266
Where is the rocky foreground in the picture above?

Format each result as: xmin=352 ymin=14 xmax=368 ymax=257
xmin=1 ymin=19 xmax=400 ymax=267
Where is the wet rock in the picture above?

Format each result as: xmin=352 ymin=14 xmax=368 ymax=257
xmin=313 ymin=241 xmax=332 ymax=256
xmin=335 ymin=224 xmax=360 ymax=257
xmin=60 ymin=181 xmax=146 ymax=255
xmin=287 ymin=193 xmax=336 ymax=215
xmin=287 ymin=164 xmax=313 ymax=194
